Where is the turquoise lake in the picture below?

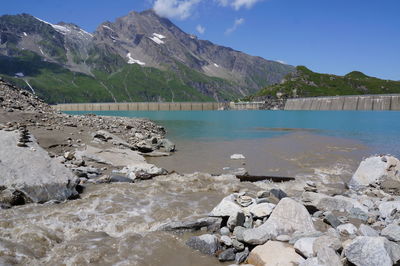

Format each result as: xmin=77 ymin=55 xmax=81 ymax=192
xmin=68 ymin=110 xmax=400 ymax=157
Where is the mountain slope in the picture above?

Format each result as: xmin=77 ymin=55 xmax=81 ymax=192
xmin=0 ymin=11 xmax=294 ymax=103
xmin=248 ymin=66 xmax=400 ymax=100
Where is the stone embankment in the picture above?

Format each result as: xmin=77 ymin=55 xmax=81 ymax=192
xmin=162 ymin=154 xmax=400 ymax=266
xmin=0 ymin=78 xmax=175 ymax=207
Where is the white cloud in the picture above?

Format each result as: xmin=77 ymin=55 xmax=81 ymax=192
xmin=225 ymin=18 xmax=245 ymax=34
xmin=196 ymin=24 xmax=205 ymax=34
xmin=153 ymin=0 xmax=201 ymax=20
xmin=216 ymin=0 xmax=263 ymax=10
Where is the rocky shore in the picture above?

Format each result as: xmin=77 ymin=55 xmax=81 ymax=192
xmin=0 ymin=78 xmax=174 ymax=207
xmin=2 ymin=78 xmax=400 ymax=265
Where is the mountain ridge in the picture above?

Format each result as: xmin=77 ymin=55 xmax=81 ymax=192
xmin=0 ymin=10 xmax=294 ymax=103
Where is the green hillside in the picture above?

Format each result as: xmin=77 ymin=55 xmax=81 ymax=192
xmin=0 ymin=52 xmax=241 ymax=104
xmin=247 ymin=66 xmax=400 ymax=100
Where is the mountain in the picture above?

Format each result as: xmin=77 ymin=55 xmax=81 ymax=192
xmin=0 ymin=10 xmax=294 ymax=104
xmin=247 ymin=66 xmax=400 ymax=100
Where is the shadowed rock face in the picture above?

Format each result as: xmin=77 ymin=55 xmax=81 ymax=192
xmin=0 ymin=10 xmax=294 ymax=102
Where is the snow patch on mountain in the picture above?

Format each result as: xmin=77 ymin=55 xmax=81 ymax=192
xmin=126 ymin=53 xmax=145 ymax=65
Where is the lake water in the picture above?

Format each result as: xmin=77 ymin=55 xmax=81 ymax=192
xmin=68 ymin=110 xmax=400 ymax=177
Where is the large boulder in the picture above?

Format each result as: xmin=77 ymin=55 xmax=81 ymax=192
xmin=247 ymin=241 xmax=305 ymax=266
xmin=344 ymin=236 xmax=400 ymax=266
xmin=349 ymin=155 xmax=400 ymax=191
xmin=243 ymin=198 xmax=316 ymax=245
xmin=0 ymin=130 xmax=78 ymax=205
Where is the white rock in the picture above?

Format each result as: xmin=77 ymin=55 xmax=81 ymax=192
xmin=294 ymin=237 xmax=317 ymax=258
xmin=378 ymin=201 xmax=400 ymax=219
xmin=336 ymin=223 xmax=358 ymax=236
xmin=381 ymin=223 xmax=400 ymax=242
xmin=245 ymin=203 xmax=276 ymax=218
xmin=243 ymin=198 xmax=316 ymax=245
xmin=247 ymin=241 xmax=305 ymax=265
xmin=230 ymin=154 xmax=245 ymax=160
xmin=349 ymin=155 xmax=400 ymax=190
xmin=359 ymin=224 xmax=379 ymax=237
xmin=344 ymin=236 xmax=400 ymax=266
xmin=209 ymin=194 xmax=242 ymax=217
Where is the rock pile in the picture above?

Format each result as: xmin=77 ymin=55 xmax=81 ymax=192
xmin=165 ymin=155 xmax=400 ymax=266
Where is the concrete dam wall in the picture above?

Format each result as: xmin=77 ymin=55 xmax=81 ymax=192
xmin=53 ymin=102 xmax=224 ymax=112
xmin=285 ymin=95 xmax=400 ymax=111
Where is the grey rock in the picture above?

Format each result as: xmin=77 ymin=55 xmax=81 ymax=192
xmin=220 ymin=235 xmax=233 ymax=246
xmin=344 ymin=236 xmax=400 ymax=266
xmin=289 ymin=231 xmax=323 ymax=245
xmin=336 ymin=223 xmax=358 ymax=236
xmin=359 ymin=224 xmax=379 ymax=237
xmin=379 ymin=201 xmax=400 ymax=220
xmin=109 ymin=174 xmax=132 ymax=183
xmin=269 ymin=188 xmax=287 ymax=204
xmin=186 ymin=234 xmax=220 ymax=255
xmin=220 ymin=226 xmax=230 ymax=236
xmin=159 ymin=139 xmax=175 ymax=152
xmin=0 ymin=130 xmax=78 ymax=205
xmin=227 ymin=211 xmax=245 ymax=231
xmin=233 ymin=226 xmax=245 ymax=242
xmin=276 ymin=234 xmax=291 ymax=242
xmin=120 ymin=163 xmax=167 ymax=181
xmin=159 ymin=217 xmax=222 ymax=232
xmin=232 ymin=239 xmax=244 ymax=251
xmin=246 ymin=202 xmax=276 ymax=218
xmin=381 ymin=223 xmax=400 ymax=242
xmin=235 ymin=247 xmax=249 ymax=264
xmin=323 ymin=212 xmax=342 ymax=228
xmin=316 ymin=246 xmax=343 ymax=266
xmin=313 ymin=234 xmax=342 ymax=254
xmin=243 ymin=198 xmax=316 ymax=245
xmin=218 ymin=248 xmax=236 ymax=262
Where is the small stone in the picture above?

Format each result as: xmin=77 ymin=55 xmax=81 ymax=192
xmin=381 ymin=223 xmax=400 ymax=242
xmin=233 ymin=226 xmax=245 ymax=242
xmin=227 ymin=211 xmax=246 ymax=231
xmin=276 ymin=235 xmax=291 ymax=242
xmin=336 ymin=223 xmax=358 ymax=236
xmin=220 ymin=235 xmax=233 ymax=246
xmin=218 ymin=248 xmax=236 ymax=262
xmin=186 ymin=234 xmax=220 ymax=255
xmin=323 ymin=212 xmax=342 ymax=228
xmin=235 ymin=247 xmax=249 ymax=264
xmin=230 ymin=154 xmax=245 ymax=160
xmin=220 ymin=226 xmax=230 ymax=236
xmin=294 ymin=237 xmax=317 ymax=258
xmin=359 ymin=224 xmax=379 ymax=237
xmin=232 ymin=239 xmax=244 ymax=251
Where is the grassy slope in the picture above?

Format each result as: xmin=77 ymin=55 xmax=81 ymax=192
xmin=0 ymin=52 xmax=244 ymax=104
xmin=250 ymin=66 xmax=400 ymax=99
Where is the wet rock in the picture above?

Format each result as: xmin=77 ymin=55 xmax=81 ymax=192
xmin=186 ymin=234 xmax=220 ymax=255
xmin=159 ymin=217 xmax=222 ymax=232
xmin=381 ymin=223 xmax=400 ymax=242
xmin=246 ymin=202 xmax=276 ymax=218
xmin=344 ymin=236 xmax=400 ymax=266
xmin=294 ymin=237 xmax=317 ymax=258
xmin=349 ymin=155 xmax=400 ymax=191
xmin=218 ymin=248 xmax=235 ymax=262
xmin=121 ymin=163 xmax=167 ymax=181
xmin=109 ymin=174 xmax=132 ymax=183
xmin=227 ymin=211 xmax=245 ymax=231
xmin=336 ymin=223 xmax=358 ymax=236
xmin=243 ymin=198 xmax=316 ymax=245
xmin=72 ymin=166 xmax=101 ymax=178
xmin=159 ymin=139 xmax=175 ymax=152
xmin=209 ymin=194 xmax=242 ymax=217
xmin=235 ymin=247 xmax=249 ymax=264
xmin=359 ymin=224 xmax=379 ymax=237
xmin=247 ymin=241 xmax=305 ymax=265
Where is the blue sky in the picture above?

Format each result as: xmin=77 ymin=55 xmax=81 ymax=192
xmin=3 ymin=0 xmax=400 ymax=80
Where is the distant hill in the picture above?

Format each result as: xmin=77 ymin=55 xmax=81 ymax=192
xmin=0 ymin=11 xmax=294 ymax=104
xmin=246 ymin=66 xmax=400 ymax=100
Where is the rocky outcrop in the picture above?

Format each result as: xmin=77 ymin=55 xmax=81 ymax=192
xmin=0 ymin=129 xmax=78 ymax=206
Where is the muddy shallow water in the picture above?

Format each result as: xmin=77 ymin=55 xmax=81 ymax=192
xmin=0 ymin=173 xmax=258 ymax=265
